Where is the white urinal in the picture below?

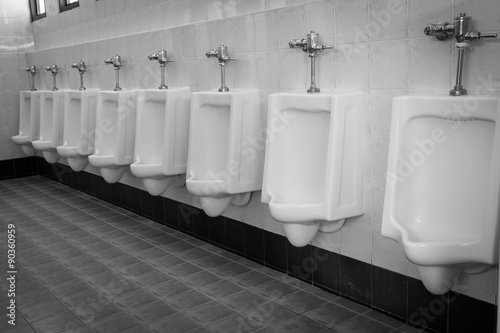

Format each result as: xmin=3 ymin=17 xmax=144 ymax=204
xmin=186 ymin=90 xmax=263 ymax=217
xmin=56 ymin=90 xmax=98 ymax=172
xmin=130 ymin=88 xmax=191 ymax=196
xmin=382 ymin=95 xmax=500 ymax=295
xmin=262 ymin=91 xmax=364 ymax=247
xmin=32 ymin=90 xmax=66 ymax=163
xmin=12 ymin=91 xmax=41 ymax=156
xmin=88 ymin=91 xmax=138 ymax=183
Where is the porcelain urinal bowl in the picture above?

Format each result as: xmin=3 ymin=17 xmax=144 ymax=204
xmin=89 ymin=91 xmax=138 ymax=183
xmin=186 ymin=90 xmax=263 ymax=217
xmin=12 ymin=91 xmax=41 ymax=156
xmin=382 ymin=95 xmax=500 ymax=295
xmin=32 ymin=90 xmax=66 ymax=163
xmin=262 ymin=91 xmax=364 ymax=247
xmin=130 ymin=88 xmax=191 ymax=196
xmin=56 ymin=90 xmax=98 ymax=172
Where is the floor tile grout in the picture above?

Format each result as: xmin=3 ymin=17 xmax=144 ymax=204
xmin=0 ymin=177 xmax=405 ymax=333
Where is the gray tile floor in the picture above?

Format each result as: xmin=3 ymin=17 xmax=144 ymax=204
xmin=0 ymin=177 xmax=414 ymax=333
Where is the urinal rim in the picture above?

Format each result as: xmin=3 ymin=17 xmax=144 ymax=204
xmin=32 ymin=139 xmax=55 ymax=151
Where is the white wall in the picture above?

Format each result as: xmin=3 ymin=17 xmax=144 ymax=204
xmin=0 ymin=0 xmax=34 ymax=160
xmin=21 ymin=0 xmax=500 ymax=304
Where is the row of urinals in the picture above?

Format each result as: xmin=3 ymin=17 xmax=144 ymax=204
xmin=13 ymin=84 xmax=365 ymax=246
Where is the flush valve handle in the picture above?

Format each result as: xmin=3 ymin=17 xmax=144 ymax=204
xmin=464 ymin=31 xmax=498 ymax=42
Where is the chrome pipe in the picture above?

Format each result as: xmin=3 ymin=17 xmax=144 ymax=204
xmin=450 ymin=48 xmax=467 ymax=96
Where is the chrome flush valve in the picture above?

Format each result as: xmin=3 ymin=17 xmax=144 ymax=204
xmin=45 ymin=63 xmax=59 ymax=91
xmin=148 ymin=49 xmax=173 ymax=89
xmin=104 ymin=54 xmax=125 ymax=91
xmin=424 ymin=13 xmax=497 ymax=96
xmin=104 ymin=54 xmax=125 ymax=68
xmin=71 ymin=60 xmax=88 ymax=91
xmin=289 ymin=31 xmax=333 ymax=55
xmin=424 ymin=14 xmax=497 ymax=43
xmin=290 ymin=31 xmax=333 ymax=93
xmin=26 ymin=65 xmax=37 ymax=91
xmin=206 ymin=44 xmax=236 ymax=92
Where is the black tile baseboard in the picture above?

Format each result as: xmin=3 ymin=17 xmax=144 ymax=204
xmin=407 ymin=277 xmax=449 ymax=333
xmin=372 ymin=265 xmax=407 ymax=320
xmin=287 ymin=243 xmax=313 ymax=283
xmin=340 ymin=255 xmax=372 ymax=306
xmin=35 ymin=158 xmax=497 ymax=333
xmin=448 ymin=292 xmax=497 ymax=333
xmin=311 ymin=247 xmax=341 ymax=295
xmin=0 ymin=156 xmax=38 ymax=180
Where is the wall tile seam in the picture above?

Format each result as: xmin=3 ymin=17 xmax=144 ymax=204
xmin=32 ymin=32 xmax=439 ymax=53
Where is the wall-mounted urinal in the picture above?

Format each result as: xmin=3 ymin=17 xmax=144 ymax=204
xmin=32 ymin=64 xmax=65 ymax=163
xmin=12 ymin=91 xmax=40 ymax=156
xmin=32 ymin=91 xmax=66 ymax=163
xmin=12 ymin=66 xmax=40 ymax=156
xmin=130 ymin=48 xmax=190 ymax=196
xmin=56 ymin=60 xmax=97 ymax=172
xmin=382 ymin=95 xmax=500 ymax=295
xmin=89 ymin=54 xmax=137 ymax=183
xmin=261 ymin=32 xmax=364 ymax=247
xmin=262 ymin=91 xmax=365 ymax=247
xmin=186 ymin=45 xmax=263 ymax=216
xmin=89 ymin=90 xmax=137 ymax=183
xmin=56 ymin=90 xmax=98 ymax=171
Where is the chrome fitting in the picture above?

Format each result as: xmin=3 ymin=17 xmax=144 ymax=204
xmin=104 ymin=54 xmax=125 ymax=91
xmin=71 ymin=60 xmax=88 ymax=90
xmin=206 ymin=44 xmax=236 ymax=92
xmin=148 ymin=49 xmax=173 ymax=89
xmin=290 ymin=31 xmax=333 ymax=93
xmin=25 ymin=66 xmax=37 ymax=91
xmin=45 ymin=63 xmax=59 ymax=91
xmin=424 ymin=13 xmax=497 ymax=96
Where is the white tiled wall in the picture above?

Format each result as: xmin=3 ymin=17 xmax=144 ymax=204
xmin=8 ymin=0 xmax=500 ymax=303
xmin=0 ymin=0 xmax=34 ymax=160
